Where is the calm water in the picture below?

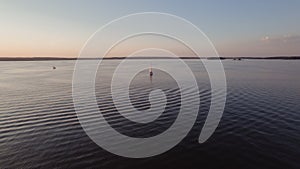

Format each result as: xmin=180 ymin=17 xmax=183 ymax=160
xmin=0 ymin=60 xmax=299 ymax=168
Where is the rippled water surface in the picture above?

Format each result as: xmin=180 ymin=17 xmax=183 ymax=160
xmin=0 ymin=60 xmax=299 ymax=168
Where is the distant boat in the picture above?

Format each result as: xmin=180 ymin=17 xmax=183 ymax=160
xmin=53 ymin=66 xmax=56 ymax=70
xmin=233 ymin=58 xmax=242 ymax=61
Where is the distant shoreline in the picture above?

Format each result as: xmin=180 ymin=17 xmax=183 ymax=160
xmin=0 ymin=56 xmax=300 ymax=61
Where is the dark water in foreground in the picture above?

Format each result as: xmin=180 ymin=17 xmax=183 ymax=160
xmin=0 ymin=60 xmax=299 ymax=169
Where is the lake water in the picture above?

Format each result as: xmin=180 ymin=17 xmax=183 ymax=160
xmin=0 ymin=60 xmax=299 ymax=168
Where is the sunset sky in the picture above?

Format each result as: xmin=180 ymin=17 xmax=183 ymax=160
xmin=1 ymin=0 xmax=300 ymax=57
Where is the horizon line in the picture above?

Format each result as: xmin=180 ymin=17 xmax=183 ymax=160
xmin=1 ymin=56 xmax=300 ymax=61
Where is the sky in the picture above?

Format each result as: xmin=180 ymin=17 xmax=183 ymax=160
xmin=0 ymin=0 xmax=300 ymax=57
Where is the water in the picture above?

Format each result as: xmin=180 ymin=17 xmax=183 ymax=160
xmin=0 ymin=60 xmax=299 ymax=168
